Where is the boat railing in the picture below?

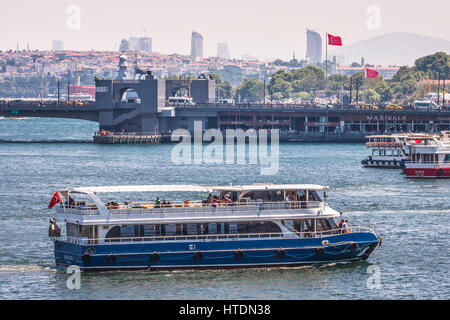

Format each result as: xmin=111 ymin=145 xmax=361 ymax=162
xmin=57 ymin=200 xmax=325 ymax=216
xmin=366 ymin=142 xmax=403 ymax=148
xmin=54 ymin=226 xmax=374 ymax=246
xmin=403 ymin=160 xmax=450 ymax=167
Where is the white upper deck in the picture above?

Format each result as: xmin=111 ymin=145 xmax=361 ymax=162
xmin=67 ymin=183 xmax=328 ymax=195
xmin=54 ymin=184 xmax=337 ymax=225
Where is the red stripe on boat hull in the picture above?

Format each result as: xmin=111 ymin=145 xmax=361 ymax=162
xmin=403 ymin=167 xmax=450 ymax=178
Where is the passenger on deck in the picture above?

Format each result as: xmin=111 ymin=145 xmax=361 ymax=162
xmin=123 ymin=201 xmax=131 ymax=209
xmin=155 ymin=197 xmax=161 ymax=208
xmin=212 ymin=196 xmax=218 ymax=208
xmin=48 ymin=218 xmax=61 ymax=237
xmin=66 ymin=196 xmax=75 ymax=207
xmin=289 ymin=192 xmax=296 ymax=209
xmin=224 ymin=195 xmax=231 ymax=205
xmin=162 ymin=200 xmax=167 ymax=208
xmin=184 ymin=199 xmax=190 ymax=207
xmin=339 ymin=219 xmax=345 ymax=229
xmin=207 ymin=194 xmax=213 ymax=204
xmin=342 ymin=220 xmax=349 ymax=234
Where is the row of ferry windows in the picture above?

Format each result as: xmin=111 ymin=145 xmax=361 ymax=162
xmin=105 ymin=221 xmax=281 ymax=238
xmin=372 ymin=149 xmax=403 ymax=157
xmin=102 ymin=219 xmax=338 ymax=239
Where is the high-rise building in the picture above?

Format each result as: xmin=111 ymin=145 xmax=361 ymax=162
xmin=217 ymin=43 xmax=230 ymax=59
xmin=191 ymin=31 xmax=204 ymax=59
xmin=306 ymin=29 xmax=322 ymax=65
xmin=52 ymin=40 xmax=64 ymax=51
xmin=119 ymin=39 xmax=129 ymax=52
xmin=138 ymin=37 xmax=152 ymax=53
xmin=129 ymin=37 xmax=139 ymax=51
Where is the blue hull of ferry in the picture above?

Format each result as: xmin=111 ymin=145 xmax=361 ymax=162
xmin=54 ymin=233 xmax=380 ymax=271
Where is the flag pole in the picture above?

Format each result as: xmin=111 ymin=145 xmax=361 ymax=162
xmin=363 ymin=67 xmax=366 ymax=105
xmin=325 ymin=33 xmax=328 ymax=80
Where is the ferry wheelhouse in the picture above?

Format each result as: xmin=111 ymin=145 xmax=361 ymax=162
xmin=48 ymin=184 xmax=381 ymax=271
xmin=403 ymin=131 xmax=450 ymax=178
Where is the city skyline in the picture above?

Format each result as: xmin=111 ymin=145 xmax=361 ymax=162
xmin=1 ymin=0 xmax=449 ymax=61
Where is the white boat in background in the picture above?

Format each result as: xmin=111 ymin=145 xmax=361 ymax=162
xmin=403 ymin=131 xmax=450 ymax=178
xmin=362 ymin=133 xmax=441 ymax=168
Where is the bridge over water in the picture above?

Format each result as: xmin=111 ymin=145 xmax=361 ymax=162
xmin=1 ymin=76 xmax=449 ymax=142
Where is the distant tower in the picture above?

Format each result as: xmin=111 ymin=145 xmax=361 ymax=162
xmin=52 ymin=40 xmax=64 ymax=51
xmin=361 ymin=57 xmax=365 ymax=66
xmin=217 ymin=43 xmax=230 ymax=59
xmin=138 ymin=37 xmax=152 ymax=53
xmin=118 ymin=55 xmax=128 ymax=80
xmin=306 ymin=29 xmax=322 ymax=65
xmin=191 ymin=31 xmax=204 ymax=59
xmin=129 ymin=37 xmax=138 ymax=51
xmin=119 ymin=39 xmax=129 ymax=52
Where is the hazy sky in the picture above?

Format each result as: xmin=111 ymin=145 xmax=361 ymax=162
xmin=1 ymin=0 xmax=449 ymax=60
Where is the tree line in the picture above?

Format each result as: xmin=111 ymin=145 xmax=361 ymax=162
xmin=233 ymin=52 xmax=449 ymax=105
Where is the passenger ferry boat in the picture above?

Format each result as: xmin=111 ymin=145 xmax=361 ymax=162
xmin=403 ymin=131 xmax=450 ymax=178
xmin=48 ymin=184 xmax=381 ymax=271
xmin=362 ymin=133 xmax=440 ymax=168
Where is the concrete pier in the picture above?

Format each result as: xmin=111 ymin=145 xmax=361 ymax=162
xmin=93 ymin=133 xmax=162 ymax=144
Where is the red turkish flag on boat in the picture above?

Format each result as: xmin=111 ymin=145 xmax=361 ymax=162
xmin=366 ymin=68 xmax=379 ymax=79
xmin=48 ymin=192 xmax=62 ymax=209
xmin=328 ymin=34 xmax=342 ymax=46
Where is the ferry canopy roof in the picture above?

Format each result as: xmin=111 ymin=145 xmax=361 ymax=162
xmin=65 ymin=184 xmax=328 ymax=195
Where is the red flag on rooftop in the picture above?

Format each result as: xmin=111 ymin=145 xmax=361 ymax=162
xmin=366 ymin=68 xmax=379 ymax=79
xmin=48 ymin=192 xmax=62 ymax=209
xmin=327 ymin=34 xmax=342 ymax=46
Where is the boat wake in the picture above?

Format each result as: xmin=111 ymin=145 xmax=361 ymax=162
xmin=0 ymin=264 xmax=56 ymax=272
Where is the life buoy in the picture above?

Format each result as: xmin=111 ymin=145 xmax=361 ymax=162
xmin=150 ymin=252 xmax=160 ymax=262
xmin=437 ymin=168 xmax=444 ymax=176
xmin=82 ymin=253 xmax=91 ymax=264
xmin=315 ymin=247 xmax=325 ymax=255
xmin=234 ymin=250 xmax=244 ymax=260
xmin=276 ymin=249 xmax=286 ymax=259
xmin=321 ymin=240 xmax=330 ymax=246
xmin=106 ymin=254 xmax=117 ymax=264
xmin=194 ymin=251 xmax=204 ymax=261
